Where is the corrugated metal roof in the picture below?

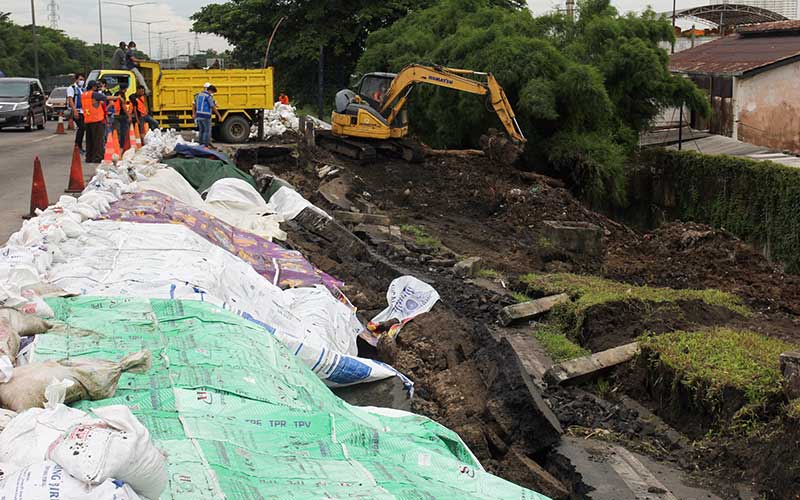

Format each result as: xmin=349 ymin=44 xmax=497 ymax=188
xmin=737 ymin=20 xmax=800 ymax=34
xmin=669 ymin=32 xmax=800 ymax=75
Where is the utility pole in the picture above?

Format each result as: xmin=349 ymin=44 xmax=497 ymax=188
xmin=46 ymin=0 xmax=59 ymax=29
xmin=671 ymin=0 xmax=676 ymax=54
xmin=134 ymin=20 xmax=166 ymax=58
xmin=565 ymin=0 xmax=574 ymax=20
xmin=98 ymin=0 xmax=105 ymax=68
xmin=30 ymin=0 xmax=40 ymax=78
xmin=155 ymin=30 xmax=176 ymax=61
xmin=105 ymin=1 xmax=155 ymax=41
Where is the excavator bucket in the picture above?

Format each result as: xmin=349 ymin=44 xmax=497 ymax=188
xmin=480 ymin=130 xmax=525 ymax=165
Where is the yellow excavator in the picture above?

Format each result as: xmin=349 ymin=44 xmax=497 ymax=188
xmin=318 ymin=64 xmax=526 ymax=162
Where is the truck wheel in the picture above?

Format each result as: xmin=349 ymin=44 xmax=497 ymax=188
xmin=219 ymin=115 xmax=250 ymax=143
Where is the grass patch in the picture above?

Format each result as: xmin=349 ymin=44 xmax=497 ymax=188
xmin=520 ymin=273 xmax=749 ymax=316
xmin=476 ymin=268 xmax=500 ymax=279
xmin=533 ymin=323 xmax=590 ymax=362
xmin=641 ymin=328 xmax=794 ymax=407
xmin=400 ymin=224 xmax=441 ymax=248
xmin=511 ymin=291 xmax=533 ymax=303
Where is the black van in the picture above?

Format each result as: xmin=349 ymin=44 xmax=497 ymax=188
xmin=0 ymin=78 xmax=47 ymax=131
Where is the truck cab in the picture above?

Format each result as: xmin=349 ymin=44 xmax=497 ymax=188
xmin=87 ymin=61 xmax=274 ymax=143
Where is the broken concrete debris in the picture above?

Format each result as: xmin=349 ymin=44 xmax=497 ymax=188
xmin=454 ymin=256 xmax=484 ymax=277
xmin=545 ymin=342 xmax=640 ymax=386
xmin=498 ymin=293 xmax=570 ymax=326
xmin=780 ymin=350 xmax=800 ymax=399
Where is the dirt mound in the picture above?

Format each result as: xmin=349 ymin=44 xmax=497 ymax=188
xmin=607 ymin=222 xmax=800 ymax=317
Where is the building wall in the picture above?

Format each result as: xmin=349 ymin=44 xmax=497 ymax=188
xmin=736 ymin=61 xmax=800 ymax=153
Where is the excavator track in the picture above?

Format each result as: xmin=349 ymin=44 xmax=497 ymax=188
xmin=317 ymin=131 xmax=377 ymax=162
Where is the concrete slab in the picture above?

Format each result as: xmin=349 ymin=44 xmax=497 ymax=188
xmin=453 ymin=256 xmax=483 ymax=277
xmin=545 ymin=342 xmax=640 ymax=386
xmin=555 ymin=437 xmax=722 ymax=500
xmin=542 ymin=220 xmax=604 ymax=259
xmin=333 ymin=210 xmax=392 ymax=226
xmin=317 ymin=177 xmax=354 ymax=210
xmin=498 ymin=293 xmax=570 ymax=326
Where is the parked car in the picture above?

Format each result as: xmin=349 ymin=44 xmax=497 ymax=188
xmin=0 ymin=78 xmax=47 ymax=131
xmin=45 ymin=86 xmax=69 ymax=120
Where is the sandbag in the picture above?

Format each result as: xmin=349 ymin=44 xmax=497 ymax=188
xmin=0 ymin=322 xmax=19 ymax=365
xmin=0 ymin=308 xmax=51 ymax=336
xmin=48 ymin=405 xmax=167 ymax=500
xmin=0 ymin=404 xmax=87 ymax=466
xmin=0 ymin=350 xmax=151 ymax=412
xmin=0 ymin=461 xmax=143 ymax=500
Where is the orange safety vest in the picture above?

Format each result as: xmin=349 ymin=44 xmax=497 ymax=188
xmin=136 ymin=95 xmax=148 ymax=116
xmin=110 ymin=99 xmax=122 ymax=115
xmin=127 ymin=101 xmax=135 ymax=116
xmin=82 ymin=91 xmax=104 ymax=124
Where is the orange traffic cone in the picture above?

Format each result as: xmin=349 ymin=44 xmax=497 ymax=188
xmin=101 ymin=132 xmax=116 ymax=165
xmin=112 ymin=130 xmax=121 ymax=158
xmin=124 ymin=125 xmax=134 ymax=151
xmin=65 ymin=145 xmax=85 ymax=193
xmin=67 ymin=115 xmax=75 ymax=130
xmin=133 ymin=122 xmax=142 ymax=149
xmin=25 ymin=156 xmax=49 ymax=218
xmin=55 ymin=114 xmax=65 ymax=134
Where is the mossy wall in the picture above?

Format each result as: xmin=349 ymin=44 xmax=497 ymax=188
xmin=630 ymin=149 xmax=800 ymax=273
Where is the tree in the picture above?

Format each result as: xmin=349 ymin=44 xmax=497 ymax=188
xmin=357 ymin=0 xmax=709 ymax=206
xmin=191 ymin=0 xmax=435 ymax=107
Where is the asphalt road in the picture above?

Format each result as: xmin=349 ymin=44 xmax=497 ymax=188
xmin=0 ymin=125 xmax=83 ymax=243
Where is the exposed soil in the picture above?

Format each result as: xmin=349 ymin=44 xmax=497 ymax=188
xmin=238 ymin=141 xmax=800 ymax=499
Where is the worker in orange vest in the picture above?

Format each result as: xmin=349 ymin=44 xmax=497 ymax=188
xmin=111 ymin=88 xmax=131 ymax=151
xmin=82 ymin=80 xmax=120 ymax=163
xmin=279 ymin=93 xmax=289 ymax=105
xmin=133 ymin=87 xmax=159 ymax=133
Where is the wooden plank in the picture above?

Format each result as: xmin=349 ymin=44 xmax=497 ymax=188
xmin=498 ymin=293 xmax=569 ymax=326
xmin=545 ymin=342 xmax=640 ymax=386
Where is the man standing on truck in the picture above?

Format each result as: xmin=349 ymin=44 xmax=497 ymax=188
xmin=133 ymin=87 xmax=159 ymax=133
xmin=66 ymin=73 xmax=85 ymax=153
xmin=111 ymin=42 xmax=127 ymax=70
xmin=192 ymin=84 xmax=222 ymax=147
xmin=125 ymin=41 xmax=150 ymax=95
xmin=82 ymin=80 xmax=120 ymax=163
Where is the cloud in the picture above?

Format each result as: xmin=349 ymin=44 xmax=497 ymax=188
xmin=5 ymin=0 xmax=231 ymax=55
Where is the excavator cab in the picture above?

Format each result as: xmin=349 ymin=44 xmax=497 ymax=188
xmin=356 ymin=72 xmax=395 ymax=108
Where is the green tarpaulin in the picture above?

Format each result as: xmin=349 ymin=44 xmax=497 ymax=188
xmin=163 ymin=158 xmax=259 ymax=195
xmin=37 ymin=297 xmax=549 ymax=500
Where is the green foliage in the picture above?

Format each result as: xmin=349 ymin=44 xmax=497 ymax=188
xmin=357 ymin=0 xmax=709 ymax=206
xmin=511 ymin=291 xmax=533 ymax=303
xmin=191 ymin=0 xmax=435 ymax=108
xmin=400 ymin=224 xmax=441 ymax=248
xmin=532 ymin=323 xmax=589 ymax=362
xmin=636 ymin=149 xmax=800 ymax=273
xmin=0 ymin=16 xmax=119 ymax=80
xmin=520 ymin=272 xmax=749 ymax=316
xmin=641 ymin=328 xmax=794 ymax=408
xmin=476 ymin=268 xmax=500 ymax=279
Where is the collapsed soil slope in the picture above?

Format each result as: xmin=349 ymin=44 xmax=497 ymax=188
xmin=240 ymin=142 xmax=800 ymax=499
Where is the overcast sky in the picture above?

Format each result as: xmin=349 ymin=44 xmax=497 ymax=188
xmin=4 ymin=0 xmax=717 ymax=59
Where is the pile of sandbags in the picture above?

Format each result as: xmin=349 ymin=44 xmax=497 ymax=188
xmin=0 ymin=404 xmax=166 ymax=499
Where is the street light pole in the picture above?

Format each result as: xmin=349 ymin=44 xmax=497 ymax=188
xmin=155 ymin=30 xmax=177 ymax=61
xmin=98 ymin=0 xmax=105 ymax=68
xmin=30 ymin=0 xmax=40 ymax=78
xmin=105 ymin=1 xmax=155 ymax=41
xmin=134 ymin=20 xmax=166 ymax=57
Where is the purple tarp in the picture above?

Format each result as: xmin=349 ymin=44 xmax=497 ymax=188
xmin=100 ymin=190 xmax=343 ymax=291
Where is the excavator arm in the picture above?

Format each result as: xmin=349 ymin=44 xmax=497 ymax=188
xmin=379 ymin=64 xmax=526 ymax=143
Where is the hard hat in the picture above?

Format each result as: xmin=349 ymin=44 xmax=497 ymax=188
xmin=203 ymin=82 xmax=212 ymax=88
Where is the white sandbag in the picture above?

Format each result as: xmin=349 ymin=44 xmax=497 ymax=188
xmin=0 ymin=409 xmax=15 ymax=432
xmin=266 ymin=186 xmax=329 ymax=221
xmin=48 ymin=405 xmax=167 ymax=500
xmin=0 ymin=350 xmax=151 ymax=412
xmin=366 ymin=276 xmax=440 ymax=346
xmin=0 ymin=461 xmax=144 ymax=500
xmin=205 ymin=178 xmax=268 ymax=208
xmin=0 ymin=404 xmax=88 ymax=466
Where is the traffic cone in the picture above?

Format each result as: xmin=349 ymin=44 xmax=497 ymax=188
xmin=112 ymin=130 xmax=121 ymax=158
xmin=25 ymin=157 xmax=49 ymax=218
xmin=124 ymin=125 xmax=134 ymax=151
xmin=133 ymin=122 xmax=142 ymax=149
xmin=65 ymin=145 xmax=85 ymax=193
xmin=55 ymin=114 xmax=65 ymax=134
xmin=67 ymin=115 xmax=75 ymax=130
xmin=101 ymin=132 xmax=116 ymax=165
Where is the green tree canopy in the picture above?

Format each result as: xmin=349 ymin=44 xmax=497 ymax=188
xmin=357 ymin=0 xmax=709 ymax=206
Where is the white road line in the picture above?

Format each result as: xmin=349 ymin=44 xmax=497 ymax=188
xmin=30 ymin=135 xmax=59 ymax=144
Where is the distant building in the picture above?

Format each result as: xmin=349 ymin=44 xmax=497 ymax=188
xmin=670 ymin=20 xmax=800 ymax=153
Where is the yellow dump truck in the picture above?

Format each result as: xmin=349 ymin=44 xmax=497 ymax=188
xmin=87 ymin=61 xmax=273 ymax=143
